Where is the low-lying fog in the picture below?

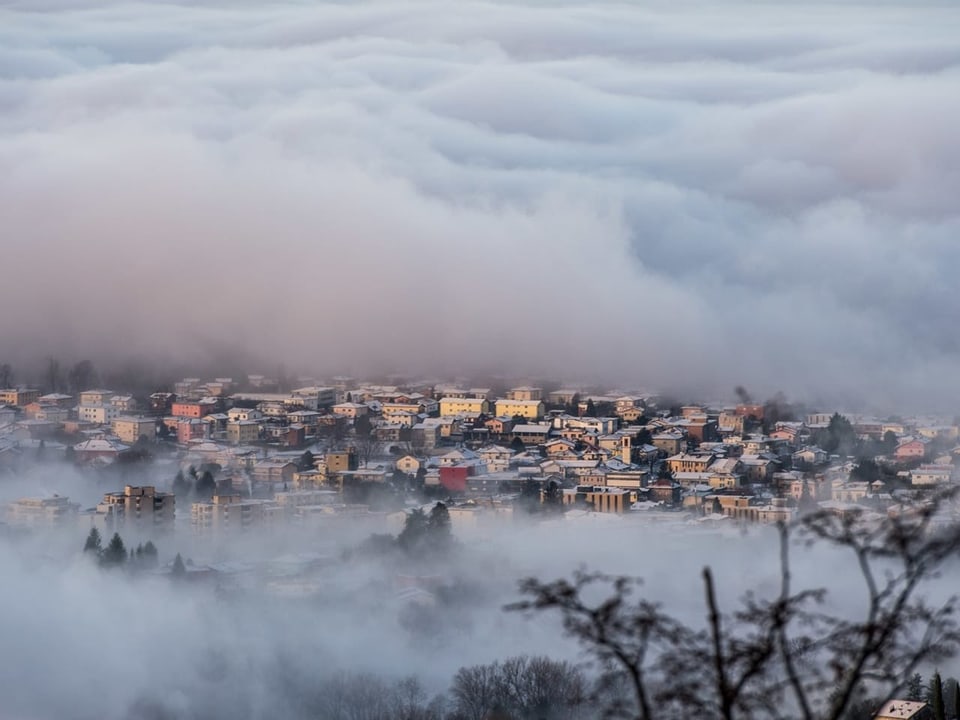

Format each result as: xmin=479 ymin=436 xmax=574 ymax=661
xmin=2 ymin=468 xmax=955 ymax=719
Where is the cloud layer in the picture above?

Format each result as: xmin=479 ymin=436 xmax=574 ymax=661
xmin=1 ymin=1 xmax=958 ymax=410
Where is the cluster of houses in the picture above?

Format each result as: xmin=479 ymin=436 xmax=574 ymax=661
xmin=3 ymin=376 xmax=960 ymax=538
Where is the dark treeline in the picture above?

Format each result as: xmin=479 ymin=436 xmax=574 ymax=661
xmin=129 ymin=654 xmax=594 ymax=720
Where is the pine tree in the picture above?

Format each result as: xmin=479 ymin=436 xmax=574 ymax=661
xmin=171 ymin=552 xmax=186 ymax=578
xmin=542 ymin=480 xmax=565 ymax=514
xmin=398 ymin=508 xmax=429 ymax=551
xmin=428 ymin=502 xmax=452 ymax=543
xmin=143 ymin=540 xmax=158 ymax=566
xmin=196 ymin=470 xmax=217 ymax=500
xmin=798 ymin=478 xmax=817 ymax=513
xmin=101 ymin=532 xmax=127 ymax=567
xmin=172 ymin=469 xmax=190 ymax=497
xmin=83 ymin=527 xmax=102 ymax=555
xmin=908 ymin=673 xmax=925 ymax=701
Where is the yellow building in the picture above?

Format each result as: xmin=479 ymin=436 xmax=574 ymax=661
xmin=0 ymin=388 xmax=40 ymax=407
xmin=191 ymin=494 xmax=278 ymax=534
xmin=506 ymin=386 xmax=542 ymax=401
xmin=439 ymin=397 xmax=490 ymax=417
xmin=495 ymin=399 xmax=544 ymax=420
xmin=562 ymin=486 xmax=636 ymax=513
xmin=111 ymin=417 xmax=157 ymax=445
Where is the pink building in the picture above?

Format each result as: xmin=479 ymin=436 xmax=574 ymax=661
xmin=177 ymin=418 xmax=208 ymax=444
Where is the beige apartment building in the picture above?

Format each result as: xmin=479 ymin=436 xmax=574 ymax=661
xmin=111 ymin=417 xmax=157 ymax=445
xmin=191 ymin=494 xmax=277 ymax=534
xmin=505 ymin=386 xmax=542 ymax=402
xmin=6 ymin=495 xmax=79 ymax=528
xmin=0 ymin=388 xmax=41 ymax=407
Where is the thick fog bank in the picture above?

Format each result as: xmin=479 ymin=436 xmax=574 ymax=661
xmin=0 ymin=1 xmax=958 ymax=410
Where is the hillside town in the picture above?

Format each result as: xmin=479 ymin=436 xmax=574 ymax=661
xmin=2 ymin=371 xmax=958 ymax=540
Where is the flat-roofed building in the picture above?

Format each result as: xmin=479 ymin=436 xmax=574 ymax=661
xmin=93 ymin=485 xmax=175 ymax=532
xmin=495 ymin=399 xmax=545 ymax=420
xmin=191 ymin=493 xmax=278 ymax=534
xmin=439 ymin=397 xmax=490 ymax=417
xmin=111 ymin=417 xmax=157 ymax=445
xmin=7 ymin=495 xmax=79 ymax=528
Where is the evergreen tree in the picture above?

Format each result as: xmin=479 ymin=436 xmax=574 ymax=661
xmin=542 ymin=479 xmax=565 ymax=514
xmin=930 ymin=671 xmax=946 ymax=720
xmin=510 ymin=436 xmax=526 ymax=454
xmin=517 ymin=479 xmax=542 ymax=515
xmin=944 ymin=678 xmax=960 ymax=720
xmin=298 ymin=450 xmax=315 ymax=471
xmin=171 ymin=552 xmax=186 ymax=578
xmin=83 ymin=527 xmax=102 ymax=555
xmin=585 ymin=399 xmax=597 ymax=417
xmin=398 ymin=508 xmax=429 ymax=551
xmin=798 ymin=479 xmax=817 ymax=513
xmin=428 ymin=502 xmax=452 ymax=544
xmin=101 ymin=533 xmax=127 ymax=567
xmin=172 ymin=469 xmax=190 ymax=497
xmin=142 ymin=540 xmax=158 ymax=567
xmin=907 ymin=673 xmax=925 ymax=701
xmin=196 ymin=470 xmax=217 ymax=500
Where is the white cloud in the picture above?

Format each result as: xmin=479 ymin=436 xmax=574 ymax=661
xmin=0 ymin=0 xmax=957 ymax=409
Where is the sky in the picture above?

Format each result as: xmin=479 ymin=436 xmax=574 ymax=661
xmin=1 ymin=1 xmax=958 ymax=410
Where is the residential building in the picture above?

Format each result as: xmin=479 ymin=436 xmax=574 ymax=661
xmin=6 ymin=495 xmax=79 ymax=528
xmin=411 ymin=422 xmax=441 ymax=451
xmin=226 ymin=407 xmax=263 ymax=422
xmin=73 ymin=438 xmax=129 ymax=463
xmin=78 ymin=389 xmax=114 ymax=406
xmin=191 ymin=494 xmax=278 ymax=534
xmin=110 ymin=395 xmax=137 ymax=413
xmin=495 ymin=399 xmax=545 ymax=420
xmin=873 ymin=700 xmax=932 ymax=720
xmin=395 ymin=455 xmax=421 ymax=476
xmin=171 ymin=400 xmax=218 ymax=419
xmin=78 ymin=404 xmax=120 ymax=424
xmin=506 ymin=386 xmax=542 ymax=402
xmin=325 ymin=450 xmax=358 ymax=474
xmin=651 ymin=430 xmax=685 ymax=456
xmin=911 ymin=464 xmax=953 ymax=486
xmin=37 ymin=393 xmax=73 ymax=408
xmin=226 ymin=420 xmax=260 ymax=445
xmin=563 ymin=486 xmax=636 ymax=513
xmin=477 ymin=445 xmax=513 ymax=473
xmin=290 ymin=386 xmax=336 ymax=410
xmin=439 ymin=397 xmax=490 ymax=417
xmin=895 ymin=439 xmax=928 ymax=460
xmin=0 ymin=388 xmax=41 ymax=407
xmin=93 ymin=485 xmax=175 ymax=532
xmin=111 ymin=417 xmax=157 ymax=445
xmin=149 ymin=392 xmax=176 ymax=415
xmin=513 ymin=424 xmax=551 ymax=445
xmin=250 ymin=459 xmax=297 ymax=487
xmin=177 ymin=418 xmax=207 ymax=444
xmin=667 ymin=453 xmax=715 ymax=474
xmin=331 ymin=402 xmax=368 ymax=419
